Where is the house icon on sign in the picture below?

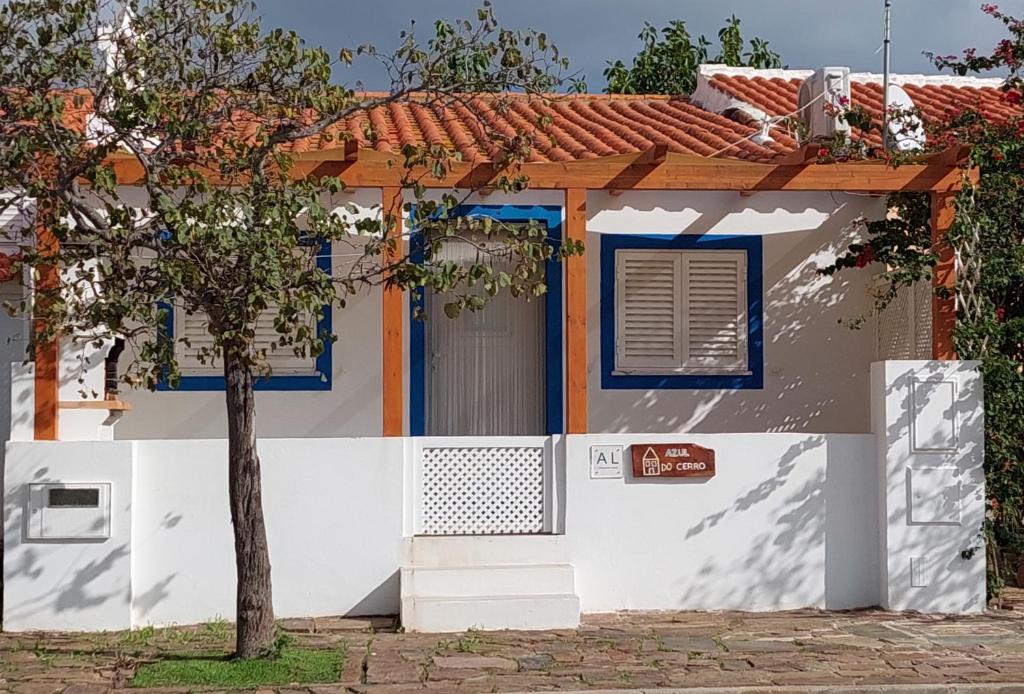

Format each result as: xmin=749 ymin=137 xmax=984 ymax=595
xmin=642 ymin=447 xmax=660 ymax=476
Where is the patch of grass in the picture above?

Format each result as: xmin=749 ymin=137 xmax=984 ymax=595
xmin=454 ymin=628 xmax=485 ymax=653
xmin=129 ymin=647 xmax=344 ymax=689
xmin=119 ymin=625 xmax=156 ymax=649
xmin=200 ymin=617 xmax=233 ymax=642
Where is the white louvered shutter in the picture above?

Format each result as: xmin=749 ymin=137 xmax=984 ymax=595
xmin=176 ymin=305 xmax=318 ymax=376
xmin=615 ymin=248 xmax=748 ymax=375
xmin=0 ymin=194 xmax=34 ymax=241
xmin=615 ymin=250 xmax=682 ymax=370
xmin=683 ymin=250 xmax=747 ymax=371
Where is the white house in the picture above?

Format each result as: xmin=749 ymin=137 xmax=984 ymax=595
xmin=2 ymin=66 xmax=998 ymax=632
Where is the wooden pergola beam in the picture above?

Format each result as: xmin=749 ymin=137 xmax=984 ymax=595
xmin=34 ymin=209 xmax=59 ymax=441
xmin=381 ymin=186 xmax=404 ymax=437
xmin=564 ymin=189 xmax=587 ymax=435
xmin=106 ymin=149 xmax=971 ymax=193
xmin=931 ymin=190 xmax=958 ymax=360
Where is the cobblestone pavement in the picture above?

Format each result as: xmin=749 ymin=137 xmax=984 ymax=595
xmin=4 ymin=594 xmax=1024 ymax=693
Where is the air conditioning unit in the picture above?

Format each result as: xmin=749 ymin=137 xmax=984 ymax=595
xmin=797 ymin=67 xmax=851 ymax=142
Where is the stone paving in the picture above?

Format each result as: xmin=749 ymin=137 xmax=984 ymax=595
xmin=4 ymin=593 xmax=1024 ymax=692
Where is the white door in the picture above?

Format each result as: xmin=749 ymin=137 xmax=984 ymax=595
xmin=424 ymin=238 xmax=545 ymax=436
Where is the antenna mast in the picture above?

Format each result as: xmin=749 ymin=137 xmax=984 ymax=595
xmin=882 ymin=0 xmax=892 ymax=149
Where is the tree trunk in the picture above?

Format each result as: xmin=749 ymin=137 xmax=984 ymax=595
xmin=224 ymin=347 xmax=276 ymax=658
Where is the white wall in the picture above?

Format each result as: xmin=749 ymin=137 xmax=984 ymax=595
xmin=46 ymin=188 xmax=885 ymax=440
xmin=872 ymin=360 xmax=986 ymax=613
xmin=131 ymin=438 xmax=404 ymax=625
xmin=3 ymin=440 xmax=134 ymax=631
xmin=587 ymin=190 xmax=885 ymax=434
xmin=3 ymin=356 xmax=987 ymax=631
xmin=564 ymin=432 xmax=879 ymax=612
xmin=5 ymin=432 xmax=878 ymax=629
xmin=5 ymin=437 xmax=404 ymax=630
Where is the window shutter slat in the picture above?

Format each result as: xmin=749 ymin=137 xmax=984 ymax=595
xmin=615 ymin=251 xmax=682 ymax=369
xmin=175 ymin=304 xmax=320 ymax=376
xmin=683 ymin=251 xmax=747 ymax=371
xmin=0 ymin=195 xmax=33 ymax=240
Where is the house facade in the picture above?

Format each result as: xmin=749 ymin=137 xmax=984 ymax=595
xmin=2 ymin=66 xmax=997 ymax=632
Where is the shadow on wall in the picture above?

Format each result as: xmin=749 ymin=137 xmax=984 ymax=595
xmin=3 ymin=466 xmax=131 ymax=628
xmin=882 ymin=362 xmax=986 ymax=613
xmin=662 ymin=436 xmax=879 ymax=610
xmin=592 ymin=194 xmax=879 ymax=435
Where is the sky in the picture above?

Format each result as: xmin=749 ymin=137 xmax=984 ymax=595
xmin=252 ymin=0 xmax=1024 ymax=91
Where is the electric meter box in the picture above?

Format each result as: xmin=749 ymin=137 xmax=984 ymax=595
xmin=26 ymin=483 xmax=111 ymax=540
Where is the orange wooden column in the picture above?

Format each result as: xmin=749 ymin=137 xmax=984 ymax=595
xmin=381 ymin=187 xmax=404 ymax=436
xmin=564 ymin=189 xmax=588 ymax=434
xmin=931 ymin=191 xmax=957 ymax=360
xmin=34 ymin=212 xmax=59 ymax=440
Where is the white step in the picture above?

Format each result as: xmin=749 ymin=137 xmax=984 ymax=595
xmin=401 ymin=535 xmax=570 ymax=567
xmin=401 ymin=593 xmax=581 ymax=633
xmin=401 ymin=564 xmax=575 ymax=598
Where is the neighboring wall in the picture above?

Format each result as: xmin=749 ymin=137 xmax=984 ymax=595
xmin=587 ymin=190 xmax=886 ymax=434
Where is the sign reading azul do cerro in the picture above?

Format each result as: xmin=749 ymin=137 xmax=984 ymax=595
xmin=631 ymin=443 xmax=716 ymax=478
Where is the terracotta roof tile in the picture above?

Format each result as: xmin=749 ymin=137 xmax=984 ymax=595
xmin=705 ymin=69 xmax=1022 ymax=148
xmin=35 ymin=79 xmax=1013 ymax=166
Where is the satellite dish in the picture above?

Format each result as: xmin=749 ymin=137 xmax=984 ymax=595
xmin=885 ymin=84 xmax=926 ymax=152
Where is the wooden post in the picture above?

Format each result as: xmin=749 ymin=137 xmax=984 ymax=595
xmin=381 ymin=187 xmax=404 ymax=436
xmin=931 ymin=191 xmax=957 ymax=360
xmin=564 ymin=189 xmax=588 ymax=434
xmin=34 ymin=211 xmax=59 ymax=440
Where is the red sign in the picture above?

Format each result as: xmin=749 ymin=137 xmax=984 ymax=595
xmin=631 ymin=443 xmax=716 ymax=478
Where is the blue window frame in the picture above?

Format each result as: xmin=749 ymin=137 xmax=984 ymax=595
xmin=600 ymin=233 xmax=763 ymax=390
xmin=157 ymin=239 xmax=333 ymax=391
xmin=409 ymin=204 xmax=563 ymax=435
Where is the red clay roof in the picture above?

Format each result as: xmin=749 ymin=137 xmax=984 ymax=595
xmin=703 ymin=69 xmax=1021 ymax=147
xmin=295 ymin=94 xmax=798 ymax=163
xmin=14 ymin=73 xmax=1018 ymax=166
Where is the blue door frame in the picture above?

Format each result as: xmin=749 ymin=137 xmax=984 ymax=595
xmin=409 ymin=204 xmax=564 ymax=436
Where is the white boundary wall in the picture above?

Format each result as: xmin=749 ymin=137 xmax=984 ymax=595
xmin=3 ymin=361 xmax=985 ymax=630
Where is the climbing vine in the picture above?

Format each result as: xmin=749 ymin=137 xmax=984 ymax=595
xmin=820 ymin=4 xmax=1024 ymax=597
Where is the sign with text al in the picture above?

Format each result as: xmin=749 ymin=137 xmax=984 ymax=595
xmin=631 ymin=444 xmax=716 ymax=478
xmin=590 ymin=445 xmax=624 ymax=479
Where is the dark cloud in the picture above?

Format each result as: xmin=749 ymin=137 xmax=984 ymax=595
xmin=254 ymin=0 xmax=1023 ymax=89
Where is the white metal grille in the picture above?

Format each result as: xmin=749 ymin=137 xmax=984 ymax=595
xmin=875 ymin=278 xmax=933 ymax=360
xmin=419 ymin=446 xmax=545 ymax=535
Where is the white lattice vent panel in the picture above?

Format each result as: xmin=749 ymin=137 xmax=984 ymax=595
xmin=875 ymin=279 xmax=933 ymax=360
xmin=419 ymin=446 xmax=545 ymax=535
xmin=914 ymin=280 xmax=934 ymax=359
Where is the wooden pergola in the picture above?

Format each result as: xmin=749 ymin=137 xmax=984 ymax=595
xmin=33 ymin=147 xmax=972 ymax=439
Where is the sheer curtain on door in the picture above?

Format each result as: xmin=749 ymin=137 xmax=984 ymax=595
xmin=424 ymin=235 xmax=546 ymax=436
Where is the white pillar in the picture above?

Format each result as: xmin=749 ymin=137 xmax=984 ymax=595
xmin=871 ymin=360 xmax=986 ymax=613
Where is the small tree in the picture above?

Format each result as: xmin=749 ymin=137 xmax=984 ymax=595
xmin=0 ymin=0 xmax=575 ymax=656
xmin=819 ymin=4 xmax=1024 ymax=596
xmin=604 ymin=15 xmax=782 ymax=95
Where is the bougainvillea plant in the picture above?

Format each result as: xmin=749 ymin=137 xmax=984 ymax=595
xmin=820 ymin=3 xmax=1024 ymax=596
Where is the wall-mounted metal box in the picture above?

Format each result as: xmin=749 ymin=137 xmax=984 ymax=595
xmin=26 ymin=483 xmax=111 ymax=540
